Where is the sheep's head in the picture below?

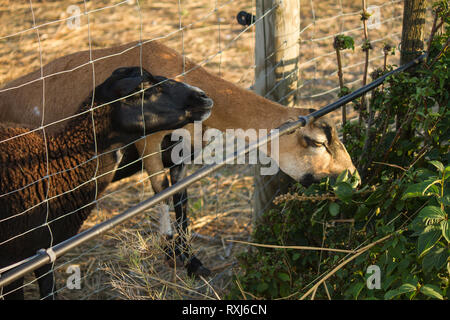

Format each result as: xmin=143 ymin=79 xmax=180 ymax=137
xmin=277 ymin=114 xmax=357 ymax=186
xmin=97 ymin=66 xmax=214 ymax=135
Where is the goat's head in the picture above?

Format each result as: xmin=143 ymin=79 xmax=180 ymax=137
xmin=277 ymin=114 xmax=357 ymax=186
xmin=97 ymin=66 xmax=214 ymax=135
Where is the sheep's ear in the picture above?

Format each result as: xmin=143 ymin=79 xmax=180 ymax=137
xmin=111 ymin=76 xmax=143 ymax=98
xmin=142 ymin=70 xmax=158 ymax=84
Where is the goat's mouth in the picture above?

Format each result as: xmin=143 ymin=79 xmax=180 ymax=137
xmin=299 ymin=171 xmax=361 ymax=188
xmin=298 ymin=173 xmax=319 ymax=188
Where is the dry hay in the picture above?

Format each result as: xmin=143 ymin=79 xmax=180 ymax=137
xmin=19 ymin=164 xmax=254 ymax=300
xmin=0 ymin=0 xmax=256 ymax=87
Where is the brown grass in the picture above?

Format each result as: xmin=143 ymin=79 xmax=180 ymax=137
xmin=1 ymin=0 xmax=433 ymax=300
xmin=19 ymin=164 xmax=254 ymax=300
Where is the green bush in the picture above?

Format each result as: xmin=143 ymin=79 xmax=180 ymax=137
xmin=228 ymin=3 xmax=449 ymax=300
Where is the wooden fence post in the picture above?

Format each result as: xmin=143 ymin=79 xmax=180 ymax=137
xmin=400 ymin=0 xmax=428 ymax=65
xmin=397 ymin=0 xmax=427 ymax=131
xmin=253 ymin=0 xmax=300 ymax=223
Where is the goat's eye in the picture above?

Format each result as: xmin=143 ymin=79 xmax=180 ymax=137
xmin=304 ymin=136 xmax=324 ymax=148
xmin=311 ymin=141 xmax=324 ymax=148
xmin=313 ymin=141 xmax=324 ymax=147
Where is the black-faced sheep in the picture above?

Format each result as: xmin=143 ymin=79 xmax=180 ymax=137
xmin=0 ymin=66 xmax=213 ymax=300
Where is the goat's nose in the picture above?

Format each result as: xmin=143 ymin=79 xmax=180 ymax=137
xmin=299 ymin=173 xmax=316 ymax=187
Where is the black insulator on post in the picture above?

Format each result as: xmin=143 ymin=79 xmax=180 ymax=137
xmin=236 ymin=11 xmax=255 ymax=26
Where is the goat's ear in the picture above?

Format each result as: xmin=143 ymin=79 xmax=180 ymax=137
xmin=111 ymin=77 xmax=143 ymax=98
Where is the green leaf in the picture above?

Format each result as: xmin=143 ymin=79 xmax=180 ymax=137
xmin=279 ymin=282 xmax=290 ymax=297
xmin=336 ymin=170 xmax=349 ymax=184
xmin=277 ymin=272 xmax=290 ymax=282
xmin=397 ymin=257 xmax=410 ymax=271
xmin=355 ymin=204 xmax=369 ymax=220
xmin=444 ymin=166 xmax=450 ymax=180
xmin=344 ymin=37 xmax=355 ymax=50
xmin=417 ymin=206 xmax=446 ymax=222
xmin=329 ymin=202 xmax=340 ymax=217
xmin=395 ymin=200 xmax=405 ymax=211
xmin=365 ymin=189 xmax=385 ymax=205
xmin=422 ymin=246 xmax=448 ymax=271
xmin=347 ymin=282 xmax=365 ymax=300
xmin=333 ymin=182 xmax=353 ymax=203
xmin=429 ymin=160 xmax=444 ymax=173
xmin=402 ymin=181 xmax=440 ymax=199
xmin=384 ymin=283 xmax=416 ymax=300
xmin=414 ymin=168 xmax=437 ymax=180
xmin=335 ymin=35 xmax=355 ymax=50
xmin=382 ymin=275 xmax=398 ymax=291
xmin=441 ymin=220 xmax=449 ymax=243
xmin=349 ymin=170 xmax=361 ymax=188
xmin=422 ymin=180 xmax=442 ymax=195
xmin=420 ymin=284 xmax=443 ymax=300
xmin=256 ymin=282 xmax=269 ymax=293
xmin=417 ymin=226 xmax=442 ymax=257
xmin=442 ymin=194 xmax=450 ymax=206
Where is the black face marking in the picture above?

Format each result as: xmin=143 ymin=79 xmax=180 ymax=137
xmin=105 ymin=66 xmax=213 ymax=136
xmin=322 ymin=124 xmax=332 ymax=143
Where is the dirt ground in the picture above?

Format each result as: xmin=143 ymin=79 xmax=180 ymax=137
xmin=0 ymin=0 xmax=431 ymax=299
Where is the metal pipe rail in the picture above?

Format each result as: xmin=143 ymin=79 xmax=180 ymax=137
xmin=0 ymin=54 xmax=425 ymax=289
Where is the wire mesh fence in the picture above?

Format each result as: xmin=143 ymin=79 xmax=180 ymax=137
xmin=0 ymin=0 xmax=433 ymax=299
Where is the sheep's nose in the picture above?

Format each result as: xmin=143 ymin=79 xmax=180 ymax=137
xmin=193 ymin=90 xmax=214 ymax=109
xmin=196 ymin=90 xmax=208 ymax=99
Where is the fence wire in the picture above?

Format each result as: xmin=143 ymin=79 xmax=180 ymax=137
xmin=0 ymin=0 xmax=425 ymax=299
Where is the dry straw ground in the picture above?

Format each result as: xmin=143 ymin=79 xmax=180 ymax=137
xmin=0 ymin=0 xmax=411 ymax=299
